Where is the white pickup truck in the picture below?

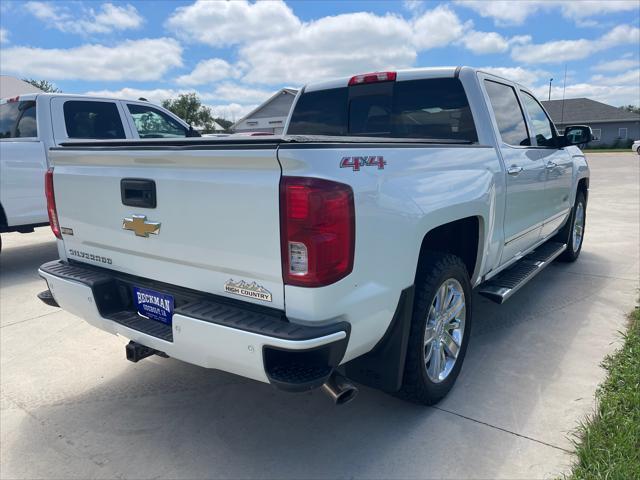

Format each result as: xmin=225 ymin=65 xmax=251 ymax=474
xmin=0 ymin=93 xmax=196 ymax=249
xmin=37 ymin=67 xmax=591 ymax=405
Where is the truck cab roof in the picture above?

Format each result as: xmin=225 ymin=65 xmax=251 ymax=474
xmin=303 ymin=66 xmax=530 ymax=94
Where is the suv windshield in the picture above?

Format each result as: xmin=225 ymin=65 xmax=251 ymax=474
xmin=288 ymin=77 xmax=477 ymax=142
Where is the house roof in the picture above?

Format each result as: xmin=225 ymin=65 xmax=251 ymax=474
xmin=192 ymin=120 xmax=225 ymax=131
xmin=541 ymin=98 xmax=640 ymax=125
xmin=0 ymin=75 xmax=43 ymax=99
xmin=231 ymin=88 xmax=298 ymax=129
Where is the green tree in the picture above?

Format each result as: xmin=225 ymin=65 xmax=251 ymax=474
xmin=620 ymin=105 xmax=640 ymax=115
xmin=23 ymin=79 xmax=61 ymax=93
xmin=161 ymin=93 xmax=215 ymax=132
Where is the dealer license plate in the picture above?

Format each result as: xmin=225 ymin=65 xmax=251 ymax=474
xmin=132 ymin=286 xmax=174 ymax=325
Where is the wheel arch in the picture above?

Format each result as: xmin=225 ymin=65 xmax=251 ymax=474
xmin=577 ymin=176 xmax=589 ymax=203
xmin=417 ymin=215 xmax=484 ymax=284
xmin=0 ymin=203 xmax=7 ymax=228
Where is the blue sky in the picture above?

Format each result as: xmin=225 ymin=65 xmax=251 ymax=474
xmin=1 ymin=0 xmax=638 ymax=120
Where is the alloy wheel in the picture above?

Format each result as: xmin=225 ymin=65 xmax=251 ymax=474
xmin=423 ymin=278 xmax=466 ymax=383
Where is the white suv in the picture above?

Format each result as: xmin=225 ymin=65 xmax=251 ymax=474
xmin=0 ymin=93 xmax=195 ymax=249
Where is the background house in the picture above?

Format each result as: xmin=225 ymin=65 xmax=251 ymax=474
xmin=232 ymin=88 xmax=298 ymax=134
xmin=0 ymin=76 xmax=43 ymax=98
xmin=542 ymin=98 xmax=640 ymax=146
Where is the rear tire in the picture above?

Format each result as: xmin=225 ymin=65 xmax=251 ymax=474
xmin=557 ymin=190 xmax=586 ymax=262
xmin=397 ymin=252 xmax=472 ymax=405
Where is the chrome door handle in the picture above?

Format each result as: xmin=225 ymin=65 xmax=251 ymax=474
xmin=546 ymin=161 xmax=557 ymax=169
xmin=507 ymin=165 xmax=523 ymax=175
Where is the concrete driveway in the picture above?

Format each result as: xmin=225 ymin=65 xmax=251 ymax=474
xmin=1 ymin=153 xmax=638 ymax=479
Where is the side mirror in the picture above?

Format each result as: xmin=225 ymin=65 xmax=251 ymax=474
xmin=186 ymin=125 xmax=201 ymax=137
xmin=563 ymin=125 xmax=592 ymax=146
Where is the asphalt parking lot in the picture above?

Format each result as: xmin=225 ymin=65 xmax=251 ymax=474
xmin=1 ymin=152 xmax=638 ymax=479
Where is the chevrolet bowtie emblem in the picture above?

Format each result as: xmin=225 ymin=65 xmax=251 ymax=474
xmin=122 ymin=215 xmax=161 ymax=237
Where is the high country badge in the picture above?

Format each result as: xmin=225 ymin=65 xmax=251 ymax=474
xmin=224 ymin=279 xmax=273 ymax=302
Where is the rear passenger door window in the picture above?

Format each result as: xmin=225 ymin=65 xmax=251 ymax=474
xmin=63 ymin=101 xmax=126 ymax=139
xmin=520 ymin=92 xmax=556 ymax=147
xmin=127 ymin=104 xmax=188 ymax=138
xmin=484 ymin=80 xmax=530 ymax=146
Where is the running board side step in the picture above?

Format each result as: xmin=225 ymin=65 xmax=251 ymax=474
xmin=478 ymin=242 xmax=566 ymax=304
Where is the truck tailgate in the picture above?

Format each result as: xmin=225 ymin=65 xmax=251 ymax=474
xmin=48 ymin=144 xmax=284 ymax=308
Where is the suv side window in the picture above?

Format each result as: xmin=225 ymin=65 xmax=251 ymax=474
xmin=127 ymin=104 xmax=187 ymax=138
xmin=64 ymin=101 xmax=126 ymax=139
xmin=0 ymin=101 xmax=37 ymax=138
xmin=521 ymin=91 xmax=556 ymax=147
xmin=484 ymin=80 xmax=530 ymax=146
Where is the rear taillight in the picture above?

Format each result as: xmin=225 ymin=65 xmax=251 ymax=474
xmin=280 ymin=177 xmax=355 ymax=287
xmin=45 ymin=168 xmax=61 ymax=239
xmin=348 ymin=71 xmax=397 ymax=86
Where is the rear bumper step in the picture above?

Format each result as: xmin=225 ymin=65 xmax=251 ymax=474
xmin=37 ymin=289 xmax=59 ymax=308
xmin=38 ymin=260 xmax=350 ymax=391
xmin=478 ymin=241 xmax=566 ymax=304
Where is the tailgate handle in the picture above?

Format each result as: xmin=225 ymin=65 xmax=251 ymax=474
xmin=121 ymin=179 xmax=157 ymax=208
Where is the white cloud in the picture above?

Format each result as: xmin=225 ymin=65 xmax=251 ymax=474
xmin=25 ymin=2 xmax=143 ymax=35
xmin=456 ymin=0 xmax=639 ymax=26
xmin=1 ymin=38 xmax=182 ymax=81
xmin=166 ymin=0 xmax=300 ymax=46
xmin=84 ymin=87 xmax=185 ymax=105
xmin=533 ymin=82 xmax=640 ymax=107
xmin=511 ymin=25 xmax=640 ymax=64
xmin=455 ymin=0 xmax=548 ymax=26
xmin=561 ymin=1 xmax=640 ymax=20
xmin=167 ymin=2 xmax=475 ymax=86
xmin=458 ymin=31 xmax=530 ymax=55
xmin=403 ymin=0 xmax=423 ymax=14
xmin=412 ymin=5 xmax=468 ymax=49
xmin=202 ymin=83 xmax=277 ymax=104
xmin=0 ymin=28 xmax=8 ymax=44
xmin=460 ymin=31 xmax=510 ymax=54
xmin=479 ymin=66 xmax=552 ymax=87
xmin=593 ymin=58 xmax=640 ymax=72
xmin=527 ymin=68 xmax=640 ymax=106
xmin=239 ymin=11 xmax=417 ymax=85
xmin=591 ymin=69 xmax=640 ymax=86
xmin=205 ymin=103 xmax=259 ymax=122
xmin=176 ymin=59 xmax=242 ymax=86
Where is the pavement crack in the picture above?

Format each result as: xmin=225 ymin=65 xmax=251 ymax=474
xmin=0 ymin=310 xmax=59 ymax=329
xmin=431 ymin=405 xmax=574 ymax=454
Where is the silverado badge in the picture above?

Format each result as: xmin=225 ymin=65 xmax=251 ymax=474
xmin=122 ymin=215 xmax=161 ymax=237
xmin=224 ymin=279 xmax=272 ymax=302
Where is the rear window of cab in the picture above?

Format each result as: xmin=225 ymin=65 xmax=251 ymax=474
xmin=288 ymin=77 xmax=478 ymax=142
xmin=63 ymin=101 xmax=126 ymax=139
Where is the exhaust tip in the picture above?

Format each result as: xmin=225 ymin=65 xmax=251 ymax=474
xmin=321 ymin=372 xmax=359 ymax=406
xmin=334 ymin=386 xmax=358 ymax=405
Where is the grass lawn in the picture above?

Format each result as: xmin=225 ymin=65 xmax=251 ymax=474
xmin=565 ymin=304 xmax=640 ymax=479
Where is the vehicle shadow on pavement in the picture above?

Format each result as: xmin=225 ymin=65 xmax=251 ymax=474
xmin=0 ymin=235 xmax=58 ymax=287
xmin=4 ymin=251 xmax=626 ymax=479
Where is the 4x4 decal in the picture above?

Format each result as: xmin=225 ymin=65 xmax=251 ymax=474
xmin=340 ymin=156 xmax=386 ymax=171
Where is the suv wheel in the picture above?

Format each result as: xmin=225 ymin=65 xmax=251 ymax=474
xmin=398 ymin=252 xmax=472 ymax=405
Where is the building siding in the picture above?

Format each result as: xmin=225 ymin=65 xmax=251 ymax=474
xmin=233 ymin=89 xmax=297 ymax=133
